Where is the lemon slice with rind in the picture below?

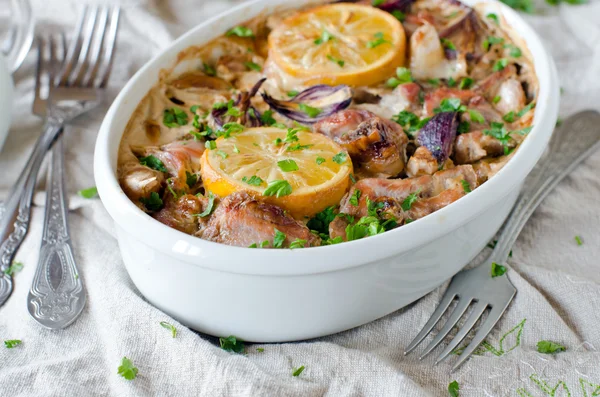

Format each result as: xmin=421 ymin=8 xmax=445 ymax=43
xmin=268 ymin=3 xmax=406 ymax=87
xmin=200 ymin=127 xmax=353 ymax=219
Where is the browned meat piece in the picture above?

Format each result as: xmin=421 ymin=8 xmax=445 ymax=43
xmin=199 ymin=192 xmax=321 ymax=248
xmin=314 ymin=109 xmax=408 ymax=178
xmin=135 ymin=139 xmax=205 ymax=180
xmin=120 ymin=166 xmax=165 ymax=202
xmin=472 ymin=152 xmax=515 ymax=183
xmin=454 ymin=130 xmax=504 ymax=164
xmin=154 ymin=194 xmax=206 ymax=235
xmin=330 ymin=165 xmax=478 ymax=239
xmin=473 ymin=65 xmax=527 ymax=115
xmin=460 ymin=95 xmax=504 ymax=132
xmin=169 ymin=71 xmax=232 ymax=91
xmin=424 ymin=87 xmax=476 ymax=115
xmin=378 ymin=82 xmax=423 ymax=117
xmin=406 ymin=146 xmax=439 ymax=177
xmin=439 ymin=11 xmax=483 ymax=55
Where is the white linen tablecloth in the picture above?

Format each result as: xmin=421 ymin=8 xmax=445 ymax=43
xmin=1 ymin=1 xmax=600 ymax=396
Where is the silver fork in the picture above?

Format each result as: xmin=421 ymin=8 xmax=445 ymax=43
xmin=404 ymin=111 xmax=600 ymax=371
xmin=0 ymin=6 xmax=121 ymax=309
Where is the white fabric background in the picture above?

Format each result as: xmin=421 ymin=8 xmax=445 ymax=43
xmin=1 ymin=0 xmax=600 ymax=396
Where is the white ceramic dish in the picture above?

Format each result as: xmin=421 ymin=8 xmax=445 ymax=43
xmin=94 ymin=0 xmax=559 ymax=342
xmin=0 ymin=53 xmax=13 ymax=152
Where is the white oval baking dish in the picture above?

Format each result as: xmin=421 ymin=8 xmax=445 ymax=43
xmin=94 ymin=0 xmax=559 ymax=342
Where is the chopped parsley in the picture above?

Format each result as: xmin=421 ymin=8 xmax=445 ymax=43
xmin=226 ymin=26 xmax=254 ymax=38
xmin=504 ymin=44 xmax=522 ymax=57
xmin=292 ymin=366 xmax=306 ymax=377
xmin=332 ymin=152 xmax=348 ymax=164
xmin=205 ymin=140 xmax=217 ymax=150
xmin=215 ymin=150 xmax=228 ymax=159
xmin=273 ymin=229 xmax=286 ymax=248
xmin=500 ymin=0 xmax=534 ymax=13
xmin=457 ymin=121 xmax=470 ymax=134
xmin=459 ymin=77 xmax=474 ymax=90
xmin=278 ymin=159 xmax=299 ymax=172
xmin=289 ymin=238 xmax=307 ymax=249
xmin=195 ymin=192 xmax=216 ymax=218
xmin=483 ymin=122 xmax=513 ymax=154
xmin=327 ymin=54 xmax=345 ymax=67
xmin=482 ymin=36 xmax=504 ymax=51
xmin=260 ymin=110 xmax=277 ymax=126
xmin=186 ymin=172 xmax=198 ymax=188
xmin=249 ymin=241 xmax=269 ymax=248
xmin=4 ymin=261 xmax=23 ymax=276
xmin=391 ymin=10 xmax=405 ymax=21
xmin=493 ymin=58 xmax=509 ymax=72
xmin=287 ymin=143 xmax=313 ymax=152
xmin=461 ymin=179 xmax=471 ymax=193
xmin=307 ymin=206 xmax=337 ymax=235
xmin=491 ymin=262 xmax=507 ymax=277
xmin=4 ymin=339 xmax=21 ymax=348
xmin=349 ymin=189 xmax=361 ymax=206
xmin=78 ymin=186 xmax=98 ymax=198
xmin=159 ymin=321 xmax=177 ymax=338
xmin=537 ymin=340 xmax=566 ymax=354
xmin=392 ymin=110 xmax=429 ymax=137
xmin=428 ymin=79 xmax=440 ymax=86
xmin=242 ymin=175 xmax=264 ymax=186
xmin=487 ymin=13 xmax=499 ymax=24
xmin=163 ymin=108 xmax=188 ymax=128
xmin=203 ymin=62 xmax=216 ymax=76
xmin=434 ymin=98 xmax=466 ymax=113
xmin=233 ymin=145 xmax=240 ymax=154
xmin=264 ymin=180 xmax=292 ymax=198
xmin=575 ymin=235 xmax=583 ymax=246
xmin=284 ymin=128 xmax=300 ymax=143
xmin=401 ymin=190 xmax=420 ymax=211
xmin=467 ymin=109 xmax=485 ymax=124
xmin=345 ymin=216 xmax=386 ymax=241
xmin=140 ymin=192 xmax=163 ymax=212
xmin=219 ymin=335 xmax=245 ymax=353
xmin=386 ymin=67 xmax=413 ymax=88
xmin=314 ymin=30 xmax=334 ymax=45
xmin=316 ymin=156 xmax=326 ymax=165
xmin=349 ymin=174 xmax=357 ymax=184
xmin=440 ymin=38 xmax=456 ymax=50
xmin=503 ymin=103 xmax=535 ymax=123
xmin=216 ymin=122 xmax=245 ymax=139
xmin=256 ymin=348 xmax=265 ymax=352
xmin=298 ymin=103 xmax=322 ymax=118
xmin=367 ymin=32 xmax=390 ymax=49
xmin=139 ymin=155 xmax=167 ymax=172
xmin=287 ymin=90 xmax=299 ymax=97
xmin=244 ymin=61 xmax=262 ymax=72
xmin=372 ymin=0 xmax=385 ymax=5
xmin=448 ymin=380 xmax=460 ymax=397
xmin=117 ymin=357 xmax=138 ymax=380
xmin=492 ymin=95 xmax=502 ymax=104
xmin=447 ymin=77 xmax=457 ymax=87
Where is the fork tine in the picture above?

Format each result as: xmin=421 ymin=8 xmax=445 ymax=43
xmin=1 ymin=27 xmax=17 ymax=54
xmin=434 ymin=301 xmax=488 ymax=364
xmin=98 ymin=6 xmax=121 ymax=88
xmin=69 ymin=6 xmax=100 ymax=86
xmin=34 ymin=36 xmax=44 ymax=100
xmin=419 ymin=297 xmax=473 ymax=359
xmin=82 ymin=6 xmax=109 ymax=87
xmin=57 ymin=5 xmax=89 ymax=86
xmin=451 ymin=304 xmax=509 ymax=371
xmin=48 ymin=35 xmax=57 ymax=82
xmin=404 ymin=291 xmax=457 ymax=355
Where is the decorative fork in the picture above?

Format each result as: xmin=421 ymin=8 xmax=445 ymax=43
xmin=0 ymin=6 xmax=121 ymax=311
xmin=404 ymin=111 xmax=600 ymax=371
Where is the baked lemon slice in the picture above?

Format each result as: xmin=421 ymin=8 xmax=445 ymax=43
xmin=200 ymin=127 xmax=353 ymax=219
xmin=268 ymin=3 xmax=406 ymax=87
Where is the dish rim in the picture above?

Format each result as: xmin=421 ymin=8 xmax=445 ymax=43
xmin=94 ymin=0 xmax=559 ymax=276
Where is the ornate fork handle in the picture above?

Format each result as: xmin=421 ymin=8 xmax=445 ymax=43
xmin=27 ymin=136 xmax=85 ymax=329
xmin=0 ymin=120 xmax=63 ymax=306
xmin=490 ymin=111 xmax=600 ymax=263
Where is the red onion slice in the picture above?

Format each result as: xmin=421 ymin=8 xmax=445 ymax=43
xmin=416 ymin=112 xmax=459 ymax=163
xmin=212 ymin=78 xmax=266 ymax=128
xmin=261 ymin=85 xmax=353 ymax=124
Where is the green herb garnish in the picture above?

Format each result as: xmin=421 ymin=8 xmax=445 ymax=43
xmin=537 ymin=340 xmax=566 ymax=354
xmin=316 ymin=156 xmax=326 ymax=165
xmin=332 ymin=152 xmax=347 ymax=164
xmin=273 ymin=229 xmax=286 ymax=248
xmin=264 ymin=180 xmax=292 ymax=197
xmin=289 ymin=239 xmax=307 ymax=249
xmin=298 ymin=103 xmax=322 ymax=118
xmin=575 ymin=235 xmax=583 ymax=246
xmin=314 ymin=30 xmax=334 ymax=45
xmin=386 ymin=67 xmax=412 ymax=88
xmin=118 ymin=357 xmax=138 ymax=380
xmin=327 ymin=54 xmax=345 ymax=67
xmin=163 ymin=108 xmax=188 ymax=128
xmin=292 ymin=366 xmax=305 ymax=377
xmin=307 ymin=206 xmax=337 ymax=235
xmin=159 ymin=321 xmax=177 ymax=338
xmin=226 ymin=26 xmax=254 ymax=38
xmin=4 ymin=261 xmax=23 ymax=276
xmin=467 ymin=109 xmax=485 ymax=124
xmin=492 ymin=95 xmax=502 ymax=104
xmin=491 ymin=262 xmax=507 ymax=277
xmin=278 ymin=159 xmax=299 ymax=172
xmin=349 ymin=189 xmax=361 ymax=206
xmin=4 ymin=339 xmax=22 ymax=348
xmin=203 ymin=62 xmax=216 ymax=76
xmin=242 ymin=175 xmax=264 ymax=186
xmin=459 ymin=77 xmax=474 ymax=90
xmin=260 ymin=110 xmax=277 ymax=126
xmin=401 ymin=190 xmax=420 ymax=211
xmin=448 ymin=380 xmax=460 ymax=397
xmin=440 ymin=38 xmax=456 ymax=50
xmin=244 ymin=61 xmax=262 ymax=72
xmin=487 ymin=13 xmax=499 ymax=24
xmin=205 ymin=140 xmax=217 ymax=150
xmin=493 ymin=58 xmax=508 ymax=72
xmin=220 ymin=335 xmax=245 ymax=353
xmin=287 ymin=90 xmax=299 ymax=97
xmin=461 ymin=179 xmax=472 ymax=193
xmin=186 ymin=172 xmax=198 ymax=188
xmin=367 ymin=32 xmax=390 ymax=48
xmin=140 ymin=192 xmax=163 ymax=212
xmin=139 ymin=155 xmax=167 ymax=172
